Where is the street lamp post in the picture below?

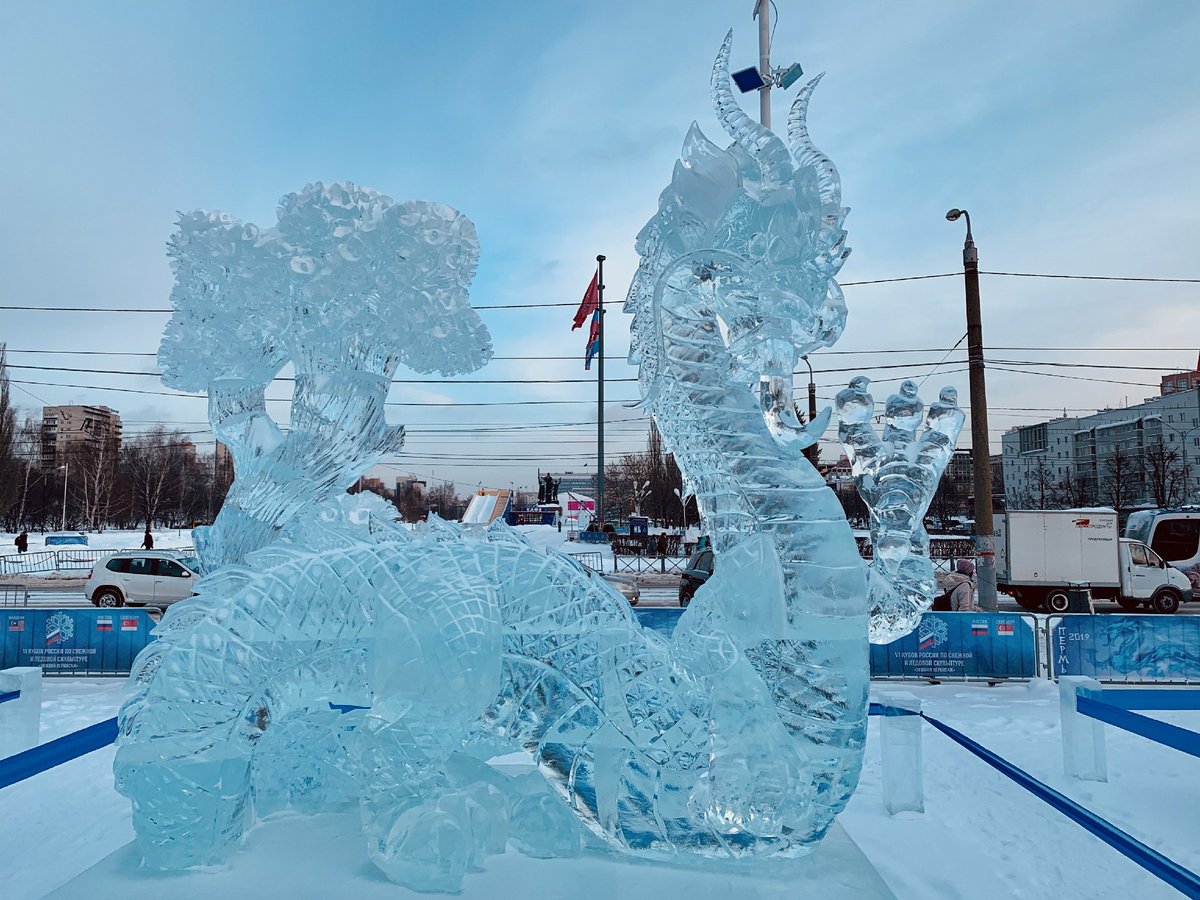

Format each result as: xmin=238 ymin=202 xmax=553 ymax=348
xmin=802 ymin=355 xmax=819 ymax=466
xmin=672 ymin=487 xmax=688 ymax=535
xmin=58 ymin=463 xmax=69 ymax=532
xmin=946 ymin=208 xmax=998 ymax=612
xmin=632 ymin=479 xmax=650 ymax=516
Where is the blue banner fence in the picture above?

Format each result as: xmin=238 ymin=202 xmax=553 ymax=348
xmin=634 ymin=609 xmax=1041 ymax=682
xmin=1048 ymin=614 xmax=1200 ymax=684
xmin=1 ymin=608 xmax=157 ymax=675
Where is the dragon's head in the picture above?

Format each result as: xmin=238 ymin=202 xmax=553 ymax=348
xmin=626 ymin=32 xmax=850 ymax=441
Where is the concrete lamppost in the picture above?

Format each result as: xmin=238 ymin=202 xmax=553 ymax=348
xmin=58 ymin=463 xmax=69 ymax=532
xmin=946 ymin=208 xmax=998 ymax=612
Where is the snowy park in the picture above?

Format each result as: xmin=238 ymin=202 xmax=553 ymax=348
xmin=4 ymin=1 xmax=1200 ymax=899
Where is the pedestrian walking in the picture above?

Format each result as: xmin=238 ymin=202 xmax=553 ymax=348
xmin=945 ymin=558 xmax=978 ymax=612
xmin=14 ymin=531 xmax=29 ymax=554
xmin=141 ymin=528 xmax=154 ymax=550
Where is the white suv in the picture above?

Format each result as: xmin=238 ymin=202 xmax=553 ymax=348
xmin=85 ymin=551 xmax=201 ymax=608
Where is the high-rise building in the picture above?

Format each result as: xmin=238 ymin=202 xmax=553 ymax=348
xmin=40 ymin=405 xmax=122 ymax=471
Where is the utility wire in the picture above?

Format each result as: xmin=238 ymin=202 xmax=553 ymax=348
xmin=981 ymin=271 xmax=1200 ymax=284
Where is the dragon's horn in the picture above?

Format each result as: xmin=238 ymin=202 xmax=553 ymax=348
xmin=787 ymin=74 xmax=843 ymax=215
xmin=711 ymin=31 xmax=793 ymax=192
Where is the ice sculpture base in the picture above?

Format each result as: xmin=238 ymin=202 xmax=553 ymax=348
xmin=48 ymin=812 xmax=894 ymax=899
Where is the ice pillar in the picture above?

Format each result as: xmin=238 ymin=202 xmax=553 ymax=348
xmin=0 ymin=667 xmax=42 ymax=758
xmin=878 ymin=691 xmax=924 ymax=815
xmin=1059 ymin=676 xmax=1107 ymax=782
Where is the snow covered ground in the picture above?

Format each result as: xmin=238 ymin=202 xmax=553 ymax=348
xmin=4 ymin=525 xmax=1196 ymax=897
xmin=3 ymin=677 xmax=1196 ymax=900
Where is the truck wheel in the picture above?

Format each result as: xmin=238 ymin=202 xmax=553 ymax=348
xmin=1116 ymin=597 xmax=1141 ymax=611
xmin=1045 ymin=589 xmax=1071 ymax=614
xmin=1151 ymin=589 xmax=1181 ymax=615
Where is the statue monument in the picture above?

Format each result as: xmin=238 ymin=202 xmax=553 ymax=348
xmin=112 ymin=31 xmax=962 ymax=894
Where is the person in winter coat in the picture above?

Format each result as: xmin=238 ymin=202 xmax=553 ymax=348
xmin=141 ymin=529 xmax=154 ymax=550
xmin=14 ymin=531 xmax=29 ymax=554
xmin=945 ymin=558 xmax=978 ymax=611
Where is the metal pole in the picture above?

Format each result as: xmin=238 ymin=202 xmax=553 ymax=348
xmin=596 ymin=254 xmax=606 ymax=525
xmin=60 ymin=462 xmax=68 ymax=531
xmin=803 ymin=355 xmax=819 ymax=466
xmin=757 ymin=0 xmax=771 ymax=127
xmin=959 ymin=214 xmax=998 ymax=611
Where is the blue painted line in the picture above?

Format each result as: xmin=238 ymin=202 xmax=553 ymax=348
xmin=1078 ymin=695 xmax=1200 ymax=760
xmin=0 ymin=690 xmax=19 ymax=705
xmin=1098 ymin=688 xmax=1200 ymax=711
xmin=0 ymin=717 xmax=118 ymax=790
xmin=870 ymin=703 xmax=1200 ymax=899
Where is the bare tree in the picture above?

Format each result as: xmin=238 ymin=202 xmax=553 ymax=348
xmin=1013 ymin=462 xmax=1058 ymax=510
xmin=1053 ymin=470 xmax=1092 ymax=508
xmin=0 ymin=345 xmax=19 ymax=526
xmin=5 ymin=416 xmax=45 ymax=530
xmin=928 ymin=474 xmax=963 ymax=529
xmin=1143 ymin=442 xmax=1186 ymax=509
xmin=393 ymin=478 xmax=429 ymax=522
xmin=427 ymin=481 xmax=465 ymax=521
xmin=121 ymin=427 xmax=193 ymax=528
xmin=1096 ymin=446 xmax=1144 ymax=516
xmin=69 ymin=436 xmax=120 ymax=531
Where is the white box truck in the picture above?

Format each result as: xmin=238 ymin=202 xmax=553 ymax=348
xmin=996 ymin=509 xmax=1192 ymax=614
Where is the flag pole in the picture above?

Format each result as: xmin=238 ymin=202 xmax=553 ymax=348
xmin=596 ymin=254 xmax=605 ymax=525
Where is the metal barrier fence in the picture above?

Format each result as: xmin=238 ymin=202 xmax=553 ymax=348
xmin=0 ymin=546 xmax=195 ymax=576
xmin=613 ymin=555 xmax=687 ymax=575
xmin=571 ymin=552 xmax=604 ymax=574
xmin=1047 ymin=614 xmax=1200 ymax=684
xmin=0 ymin=585 xmax=30 ymax=607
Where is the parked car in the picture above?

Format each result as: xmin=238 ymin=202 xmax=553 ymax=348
xmin=84 ymin=551 xmax=200 ymax=608
xmin=601 ymin=572 xmax=640 ymax=606
xmin=678 ymin=547 xmax=714 ymax=607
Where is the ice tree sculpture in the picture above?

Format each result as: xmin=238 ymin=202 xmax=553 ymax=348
xmin=114 ymin=31 xmax=962 ymax=896
xmin=159 ymin=183 xmax=492 ymax=569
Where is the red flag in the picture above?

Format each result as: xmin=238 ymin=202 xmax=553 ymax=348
xmin=571 ymin=272 xmax=599 ymax=330
xmin=584 ymin=309 xmax=601 ymax=370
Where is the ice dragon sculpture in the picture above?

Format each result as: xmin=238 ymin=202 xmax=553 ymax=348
xmin=113 ymin=33 xmax=962 ymax=895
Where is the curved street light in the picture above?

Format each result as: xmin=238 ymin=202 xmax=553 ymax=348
xmin=946 ymin=207 xmax=997 ymax=612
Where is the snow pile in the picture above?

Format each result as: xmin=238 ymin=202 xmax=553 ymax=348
xmin=3 ymin=678 xmax=1196 ymax=899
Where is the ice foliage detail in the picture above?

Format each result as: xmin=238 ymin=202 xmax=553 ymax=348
xmin=159 ymin=182 xmax=492 ymax=569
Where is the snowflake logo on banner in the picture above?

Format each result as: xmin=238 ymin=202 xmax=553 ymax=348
xmin=917 ymin=616 xmax=949 ymax=651
xmin=46 ymin=612 xmax=74 ymax=646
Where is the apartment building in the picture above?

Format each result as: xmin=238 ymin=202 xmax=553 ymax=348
xmin=40 ymin=405 xmax=123 ymax=471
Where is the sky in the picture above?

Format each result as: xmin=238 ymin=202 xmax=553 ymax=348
xmin=2 ymin=0 xmax=1200 ymax=497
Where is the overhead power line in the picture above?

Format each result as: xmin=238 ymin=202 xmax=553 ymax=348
xmin=5 ymin=268 xmax=1200 ymax=317
xmin=981 ymin=271 xmax=1200 ymax=284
